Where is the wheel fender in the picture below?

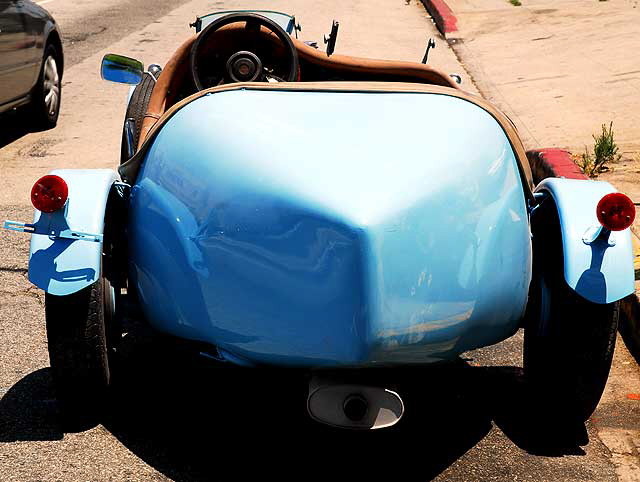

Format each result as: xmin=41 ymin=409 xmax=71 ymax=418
xmin=535 ymin=177 xmax=635 ymax=304
xmin=42 ymin=23 xmax=63 ymax=71
xmin=126 ymin=85 xmax=136 ymax=106
xmin=42 ymin=17 xmax=59 ymax=43
xmin=28 ymin=169 xmax=118 ymax=296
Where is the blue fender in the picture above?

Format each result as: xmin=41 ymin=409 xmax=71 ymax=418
xmin=535 ymin=177 xmax=635 ymax=304
xmin=28 ymin=169 xmax=118 ymax=295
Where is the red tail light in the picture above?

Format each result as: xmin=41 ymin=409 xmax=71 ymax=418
xmin=597 ymin=192 xmax=635 ymax=231
xmin=31 ymin=175 xmax=68 ymax=213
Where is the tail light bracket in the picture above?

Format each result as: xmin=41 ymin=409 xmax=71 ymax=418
xmin=582 ymin=225 xmax=617 ymax=247
xmin=4 ymin=211 xmax=103 ymax=243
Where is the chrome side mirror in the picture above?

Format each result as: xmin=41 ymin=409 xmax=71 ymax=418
xmin=101 ymin=54 xmax=144 ymax=85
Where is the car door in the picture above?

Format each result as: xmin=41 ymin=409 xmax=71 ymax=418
xmin=0 ymin=0 xmax=30 ymax=105
xmin=18 ymin=0 xmax=46 ymax=91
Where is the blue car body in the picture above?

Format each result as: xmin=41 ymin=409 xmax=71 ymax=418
xmin=4 ymin=10 xmax=635 ymax=374
xmin=6 ymin=82 xmax=635 ymax=371
xmin=127 ymin=88 xmax=532 ymax=367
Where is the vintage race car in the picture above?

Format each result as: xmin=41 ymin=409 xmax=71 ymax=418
xmin=4 ymin=11 xmax=636 ymax=430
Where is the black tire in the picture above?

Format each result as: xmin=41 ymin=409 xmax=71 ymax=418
xmin=30 ymin=44 xmax=62 ymax=130
xmin=524 ymin=201 xmax=618 ymax=423
xmin=120 ymin=72 xmax=156 ymax=163
xmin=45 ymin=275 xmax=119 ymax=430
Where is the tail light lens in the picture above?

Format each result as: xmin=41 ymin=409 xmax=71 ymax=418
xmin=31 ymin=175 xmax=68 ymax=213
xmin=597 ymin=192 xmax=635 ymax=231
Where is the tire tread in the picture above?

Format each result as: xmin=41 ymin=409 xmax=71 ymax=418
xmin=45 ymin=280 xmax=111 ymax=429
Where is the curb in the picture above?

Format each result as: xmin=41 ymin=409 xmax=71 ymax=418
xmin=419 ymin=0 xmax=458 ymax=36
xmin=526 ymin=148 xmax=587 ymax=184
xmin=527 ymin=148 xmax=640 ymax=361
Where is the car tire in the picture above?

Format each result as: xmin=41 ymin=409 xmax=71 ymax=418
xmin=30 ymin=44 xmax=62 ymax=130
xmin=45 ymin=275 xmax=119 ymax=430
xmin=120 ymin=72 xmax=156 ymax=163
xmin=524 ymin=202 xmax=618 ymax=423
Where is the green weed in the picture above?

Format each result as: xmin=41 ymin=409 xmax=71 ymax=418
xmin=509 ymin=0 xmax=522 ymax=5
xmin=578 ymin=122 xmax=621 ymax=177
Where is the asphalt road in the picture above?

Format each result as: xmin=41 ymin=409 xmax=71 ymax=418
xmin=1 ymin=0 xmax=639 ymax=480
xmin=40 ymin=0 xmax=192 ymax=68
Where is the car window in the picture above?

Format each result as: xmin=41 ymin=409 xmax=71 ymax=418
xmin=194 ymin=10 xmax=296 ymax=35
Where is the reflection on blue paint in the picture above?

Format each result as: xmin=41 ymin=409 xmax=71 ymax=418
xmin=129 ymin=89 xmax=532 ymax=367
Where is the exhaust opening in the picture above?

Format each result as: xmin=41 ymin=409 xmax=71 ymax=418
xmin=307 ymin=378 xmax=403 ymax=430
xmin=343 ymin=394 xmax=368 ymax=422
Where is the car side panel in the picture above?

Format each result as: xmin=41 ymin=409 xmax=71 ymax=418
xmin=20 ymin=0 xmax=53 ymax=88
xmin=0 ymin=0 xmax=30 ymax=104
xmin=0 ymin=0 xmax=58 ymax=110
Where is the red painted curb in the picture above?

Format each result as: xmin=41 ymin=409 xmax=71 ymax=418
xmin=419 ymin=0 xmax=458 ymax=35
xmin=526 ymin=148 xmax=586 ymax=184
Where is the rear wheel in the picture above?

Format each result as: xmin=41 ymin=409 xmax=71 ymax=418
xmin=30 ymin=44 xmax=62 ymax=129
xmin=524 ymin=201 xmax=618 ymax=423
xmin=46 ymin=274 xmax=120 ymax=430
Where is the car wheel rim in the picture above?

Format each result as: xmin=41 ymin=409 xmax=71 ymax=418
xmin=43 ymin=56 xmax=60 ymax=117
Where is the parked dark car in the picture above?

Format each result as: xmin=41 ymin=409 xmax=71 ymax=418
xmin=0 ymin=0 xmax=63 ymax=128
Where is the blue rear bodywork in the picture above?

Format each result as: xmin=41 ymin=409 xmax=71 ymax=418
xmin=128 ymin=89 xmax=532 ymax=367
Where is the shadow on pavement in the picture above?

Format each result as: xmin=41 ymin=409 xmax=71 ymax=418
xmin=0 ymin=368 xmax=64 ymax=442
xmin=0 ymin=330 xmax=591 ymax=480
xmin=478 ymin=366 xmax=588 ymax=457
xmin=0 ymin=109 xmax=42 ymax=150
xmin=102 ymin=347 xmax=491 ymax=481
xmin=101 ymin=327 xmax=590 ymax=481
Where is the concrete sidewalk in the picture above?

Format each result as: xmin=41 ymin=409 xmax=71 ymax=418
xmin=438 ymin=2 xmax=640 ymax=479
xmin=446 ymin=0 xmax=640 ymax=154
xmin=446 ymin=0 xmax=640 ymax=233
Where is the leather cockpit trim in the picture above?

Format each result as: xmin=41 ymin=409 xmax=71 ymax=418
xmin=137 ymin=27 xmax=460 ymax=150
xmin=294 ymin=40 xmax=459 ymax=90
xmin=137 ymin=35 xmax=196 ymax=149
xmin=120 ymin=82 xmax=534 ymax=201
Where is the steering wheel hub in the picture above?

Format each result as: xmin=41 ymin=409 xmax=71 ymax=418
xmin=226 ymin=51 xmax=263 ymax=82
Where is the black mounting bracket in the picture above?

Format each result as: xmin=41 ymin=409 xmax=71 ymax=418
xmin=324 ymin=20 xmax=340 ymax=57
xmin=422 ymin=38 xmax=436 ymax=64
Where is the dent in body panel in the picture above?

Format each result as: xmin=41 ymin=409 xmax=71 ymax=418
xmin=129 ymin=157 xmax=370 ymax=365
